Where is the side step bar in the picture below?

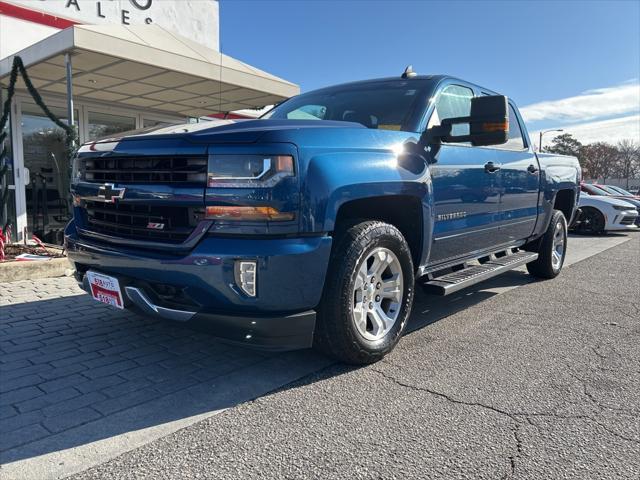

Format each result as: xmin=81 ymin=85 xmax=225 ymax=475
xmin=421 ymin=251 xmax=538 ymax=296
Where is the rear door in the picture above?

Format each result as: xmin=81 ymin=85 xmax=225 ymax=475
xmin=427 ymin=83 xmax=502 ymax=264
xmin=489 ymin=103 xmax=540 ymax=242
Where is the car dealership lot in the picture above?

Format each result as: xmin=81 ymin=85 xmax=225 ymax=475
xmin=1 ymin=233 xmax=638 ymax=479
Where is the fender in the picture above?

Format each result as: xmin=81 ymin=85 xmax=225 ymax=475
xmin=300 ymin=145 xmax=435 ymax=267
xmin=533 ymin=153 xmax=582 ymax=238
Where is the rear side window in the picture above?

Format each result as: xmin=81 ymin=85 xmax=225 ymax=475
xmin=428 ymin=84 xmax=474 ymax=137
xmin=286 ymin=105 xmax=327 ymax=120
xmin=494 ymin=105 xmax=526 ymax=151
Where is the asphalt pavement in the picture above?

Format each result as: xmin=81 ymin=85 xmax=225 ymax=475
xmin=69 ymin=234 xmax=640 ymax=480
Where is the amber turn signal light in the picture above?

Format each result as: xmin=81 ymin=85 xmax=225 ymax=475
xmin=481 ymin=121 xmax=509 ymax=132
xmin=205 ymin=206 xmax=295 ymax=221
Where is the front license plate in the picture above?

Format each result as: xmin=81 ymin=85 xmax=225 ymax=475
xmin=87 ymin=271 xmax=124 ymax=309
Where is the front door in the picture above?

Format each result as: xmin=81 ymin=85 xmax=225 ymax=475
xmin=427 ymin=84 xmax=502 ymax=264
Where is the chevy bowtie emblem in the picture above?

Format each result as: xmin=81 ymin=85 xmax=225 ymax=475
xmin=146 ymin=223 xmax=165 ymax=230
xmin=97 ymin=183 xmax=125 ymax=203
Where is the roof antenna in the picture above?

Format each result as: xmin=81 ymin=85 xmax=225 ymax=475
xmin=402 ymin=65 xmax=417 ymax=79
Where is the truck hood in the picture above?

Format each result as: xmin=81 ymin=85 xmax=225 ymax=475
xmin=86 ymin=119 xmax=366 ymax=146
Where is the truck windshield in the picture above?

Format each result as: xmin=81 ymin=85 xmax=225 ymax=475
xmin=262 ymin=80 xmax=428 ymax=132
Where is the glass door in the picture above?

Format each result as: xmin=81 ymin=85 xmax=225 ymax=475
xmin=20 ymin=102 xmax=77 ymax=244
xmin=1 ymin=88 xmax=17 ymax=242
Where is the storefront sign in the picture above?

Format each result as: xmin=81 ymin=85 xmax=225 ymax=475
xmin=4 ymin=0 xmax=219 ymax=50
xmin=64 ymin=0 xmax=154 ymax=26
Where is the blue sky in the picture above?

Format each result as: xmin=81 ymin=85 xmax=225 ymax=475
xmin=220 ymin=0 xmax=640 ymax=146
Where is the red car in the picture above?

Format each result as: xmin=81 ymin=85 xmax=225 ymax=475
xmin=581 ymin=183 xmax=640 ymax=201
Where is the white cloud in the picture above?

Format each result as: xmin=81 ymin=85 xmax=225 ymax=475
xmin=531 ymin=114 xmax=640 ymax=148
xmin=520 ymin=83 xmax=640 ymax=123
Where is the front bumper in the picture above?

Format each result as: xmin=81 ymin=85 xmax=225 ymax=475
xmin=66 ymin=220 xmax=332 ymax=351
xmin=607 ymin=212 xmax=639 ymax=231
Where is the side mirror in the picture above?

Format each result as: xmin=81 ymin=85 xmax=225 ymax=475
xmin=425 ymin=95 xmax=509 ymax=147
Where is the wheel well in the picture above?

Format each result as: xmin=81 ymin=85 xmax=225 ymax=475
xmin=580 ymin=206 xmax=603 ymax=216
xmin=553 ymin=189 xmax=575 ymax=222
xmin=334 ymin=196 xmax=423 ymax=266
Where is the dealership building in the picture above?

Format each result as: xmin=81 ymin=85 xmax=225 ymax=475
xmin=0 ymin=0 xmax=298 ymax=244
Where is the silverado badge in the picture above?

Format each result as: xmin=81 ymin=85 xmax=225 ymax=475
xmin=437 ymin=211 xmax=468 ymax=221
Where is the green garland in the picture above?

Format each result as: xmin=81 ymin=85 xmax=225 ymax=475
xmin=0 ymin=56 xmax=79 ymax=236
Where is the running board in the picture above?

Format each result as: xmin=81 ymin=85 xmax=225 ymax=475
xmin=421 ymin=251 xmax=539 ymax=296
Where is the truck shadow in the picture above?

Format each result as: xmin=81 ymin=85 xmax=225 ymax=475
xmin=0 ymin=270 xmax=532 ymax=466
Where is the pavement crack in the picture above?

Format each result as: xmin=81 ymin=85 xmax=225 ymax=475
xmin=370 ymin=367 xmax=524 ymax=477
xmin=370 ymin=367 xmax=518 ymax=421
xmin=590 ymin=345 xmax=608 ymax=360
xmin=569 ymin=372 xmax=640 ymax=417
xmin=371 ymin=366 xmax=640 ymax=456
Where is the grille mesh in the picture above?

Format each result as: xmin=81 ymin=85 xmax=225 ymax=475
xmin=84 ymin=201 xmax=200 ymax=243
xmin=83 ymin=156 xmax=207 ymax=185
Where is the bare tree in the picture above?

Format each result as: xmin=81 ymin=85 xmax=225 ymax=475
xmin=580 ymin=142 xmax=619 ymax=182
xmin=615 ymin=140 xmax=640 ymax=188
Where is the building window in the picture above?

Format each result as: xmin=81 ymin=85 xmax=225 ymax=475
xmin=88 ymin=111 xmax=137 ymax=141
xmin=1 ymin=87 xmax=17 ymax=241
xmin=143 ymin=118 xmax=181 ymax=128
xmin=21 ymin=102 xmax=77 ymax=244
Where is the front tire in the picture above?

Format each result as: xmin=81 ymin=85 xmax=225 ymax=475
xmin=574 ymin=207 xmax=605 ymax=235
xmin=526 ymin=209 xmax=567 ymax=279
xmin=314 ymin=221 xmax=414 ymax=365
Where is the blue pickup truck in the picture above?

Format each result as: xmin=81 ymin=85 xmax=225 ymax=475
xmin=65 ymin=71 xmax=581 ymax=364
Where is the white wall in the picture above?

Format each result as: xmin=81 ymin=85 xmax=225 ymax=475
xmin=1 ymin=0 xmax=219 ymax=58
xmin=0 ymin=15 xmax=63 ymax=58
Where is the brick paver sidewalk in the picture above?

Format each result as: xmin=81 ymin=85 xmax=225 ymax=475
xmin=0 ymin=277 xmax=273 ymax=457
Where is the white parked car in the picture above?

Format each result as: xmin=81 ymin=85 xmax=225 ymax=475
xmin=571 ymin=192 xmax=638 ymax=234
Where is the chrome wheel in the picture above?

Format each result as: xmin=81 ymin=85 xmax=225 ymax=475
xmin=352 ymin=247 xmax=404 ymax=341
xmin=551 ymin=220 xmax=565 ymax=270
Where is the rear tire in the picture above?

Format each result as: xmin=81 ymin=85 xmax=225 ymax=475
xmin=526 ymin=210 xmax=567 ymax=279
xmin=314 ymin=221 xmax=414 ymax=365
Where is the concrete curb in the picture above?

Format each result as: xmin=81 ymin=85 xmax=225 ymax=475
xmin=0 ymin=257 xmax=73 ymax=283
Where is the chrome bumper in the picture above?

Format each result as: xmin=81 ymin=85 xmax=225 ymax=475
xmin=124 ymin=286 xmax=196 ymax=322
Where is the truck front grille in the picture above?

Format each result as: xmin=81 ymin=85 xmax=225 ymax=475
xmin=83 ymin=201 xmax=201 ymax=243
xmin=83 ymin=156 xmax=208 ymax=185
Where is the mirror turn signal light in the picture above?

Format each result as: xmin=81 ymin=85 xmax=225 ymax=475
xmin=205 ymin=206 xmax=295 ymax=221
xmin=481 ymin=121 xmax=509 ymax=132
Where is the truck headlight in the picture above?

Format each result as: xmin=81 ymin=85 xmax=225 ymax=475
xmin=207 ymin=155 xmax=294 ymax=188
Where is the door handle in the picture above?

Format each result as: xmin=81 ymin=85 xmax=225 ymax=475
xmin=527 ymin=164 xmax=539 ymax=174
xmin=484 ymin=162 xmax=501 ymax=173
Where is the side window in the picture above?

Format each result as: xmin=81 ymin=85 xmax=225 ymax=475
xmin=428 ymin=84 xmax=474 ymax=137
xmin=286 ymin=104 xmax=326 ymax=120
xmin=494 ymin=105 xmax=526 ymax=150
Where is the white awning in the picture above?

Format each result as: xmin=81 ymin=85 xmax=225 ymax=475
xmin=0 ymin=24 xmax=299 ymax=117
